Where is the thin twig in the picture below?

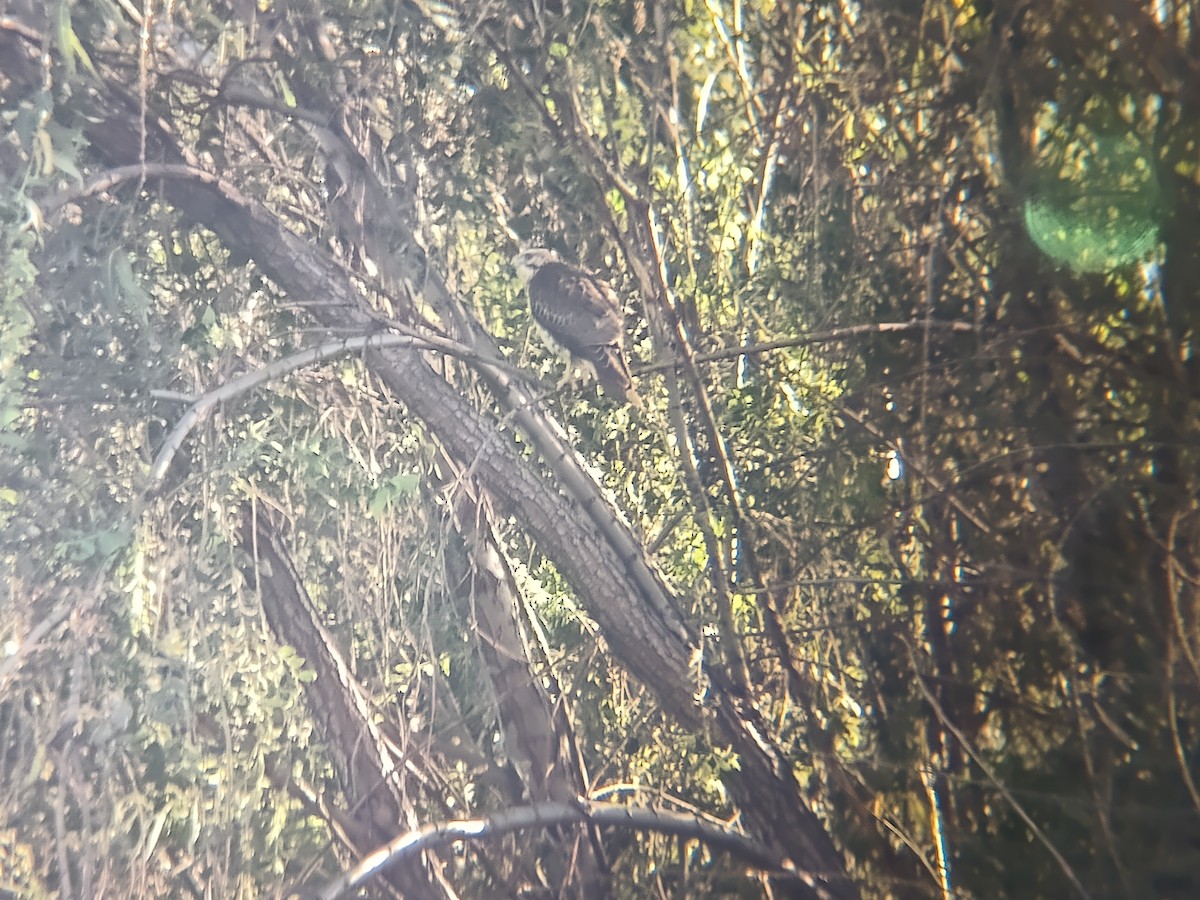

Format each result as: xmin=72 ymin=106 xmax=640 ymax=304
xmin=643 ymin=319 xmax=976 ymax=371
xmin=910 ymin=647 xmax=1093 ymax=900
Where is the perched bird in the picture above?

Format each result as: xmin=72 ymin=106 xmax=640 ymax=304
xmin=512 ymin=247 xmax=641 ymax=407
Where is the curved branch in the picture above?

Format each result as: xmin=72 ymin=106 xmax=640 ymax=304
xmin=38 ymin=162 xmax=225 ymax=215
xmin=314 ymin=799 xmax=799 ymax=900
xmin=150 ymin=330 xmax=519 ymax=482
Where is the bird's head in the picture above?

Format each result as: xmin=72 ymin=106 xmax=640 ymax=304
xmin=511 ymin=247 xmax=560 ymax=285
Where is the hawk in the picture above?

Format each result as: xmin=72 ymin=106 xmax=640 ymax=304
xmin=512 ymin=248 xmax=641 ymax=407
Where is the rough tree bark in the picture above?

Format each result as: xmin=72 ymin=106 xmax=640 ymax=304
xmin=237 ymin=507 xmax=446 ymax=899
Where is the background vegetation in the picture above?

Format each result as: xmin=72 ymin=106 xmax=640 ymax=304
xmin=2 ymin=0 xmax=1198 ymax=897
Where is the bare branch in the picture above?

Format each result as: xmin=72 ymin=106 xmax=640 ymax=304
xmin=150 ymin=331 xmax=509 ymax=483
xmin=910 ymin=647 xmax=1092 ymax=900
xmin=38 ymin=163 xmax=225 ymax=215
xmin=646 ymin=319 xmax=977 ymax=373
xmin=314 ymin=799 xmax=801 ymax=900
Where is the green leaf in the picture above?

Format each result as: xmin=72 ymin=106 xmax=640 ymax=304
xmin=55 ymin=0 xmax=100 ymax=80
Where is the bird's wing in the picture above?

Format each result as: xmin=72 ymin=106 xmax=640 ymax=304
xmin=528 ymin=263 xmax=625 ymax=352
xmin=526 ymin=260 xmax=641 ymax=406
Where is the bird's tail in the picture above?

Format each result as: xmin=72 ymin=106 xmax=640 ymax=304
xmin=595 ymin=347 xmax=642 ymax=409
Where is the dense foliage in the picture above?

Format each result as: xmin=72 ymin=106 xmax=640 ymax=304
xmin=2 ymin=1 xmax=1198 ymax=897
